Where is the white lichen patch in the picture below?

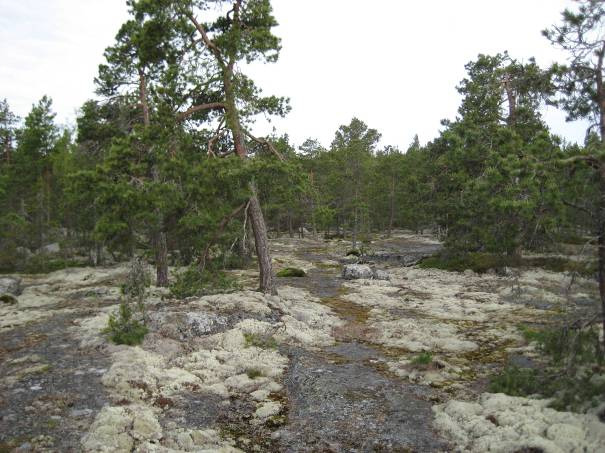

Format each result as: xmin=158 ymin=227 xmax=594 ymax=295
xmin=70 ymin=307 xmax=114 ymax=348
xmin=1 ymin=266 xmax=128 ymax=331
xmin=190 ymin=286 xmax=343 ymax=348
xmin=23 ymin=265 xmax=128 ymax=291
xmin=0 ymin=305 xmax=74 ymax=330
xmin=338 ymin=262 xmax=580 ymax=390
xmin=433 ymin=393 xmax=605 ymax=453
xmin=273 ymin=286 xmax=344 ymax=347
xmin=82 ymin=405 xmax=162 ymax=452
xmin=143 ymin=427 xmax=242 ymax=452
xmin=102 ymin=347 xmax=201 ymax=402
xmin=176 ymin=322 xmax=288 ymax=398
xmin=254 ymin=401 xmax=282 ymax=419
xmin=372 ymin=317 xmax=478 ymax=352
xmin=190 ymin=291 xmax=273 ymax=316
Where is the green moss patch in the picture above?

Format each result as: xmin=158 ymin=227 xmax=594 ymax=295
xmin=276 ymin=267 xmax=306 ymax=277
xmin=244 ymin=333 xmax=278 ymax=349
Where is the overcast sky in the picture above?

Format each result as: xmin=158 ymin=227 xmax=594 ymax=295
xmin=0 ymin=0 xmax=589 ymax=149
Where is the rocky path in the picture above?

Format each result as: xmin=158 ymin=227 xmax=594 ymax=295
xmin=274 ymin=245 xmax=449 ymax=451
xmin=0 ymin=270 xmax=125 ymax=452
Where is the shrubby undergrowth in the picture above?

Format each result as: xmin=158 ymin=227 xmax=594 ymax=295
xmin=170 ymin=265 xmax=240 ymax=299
xmin=490 ymin=323 xmax=604 ymax=412
xmin=103 ymin=258 xmax=150 ymax=346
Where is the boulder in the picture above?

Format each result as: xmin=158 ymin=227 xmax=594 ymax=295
xmin=342 ymin=264 xmax=374 ymax=280
xmin=0 ymin=276 xmax=21 ymax=295
xmin=37 ymin=243 xmax=60 ymax=254
xmin=342 ymin=264 xmax=390 ymax=281
xmin=373 ymin=269 xmax=390 ymax=281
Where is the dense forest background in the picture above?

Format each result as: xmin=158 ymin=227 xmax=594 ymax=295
xmin=1 ymin=0 xmax=604 ymax=302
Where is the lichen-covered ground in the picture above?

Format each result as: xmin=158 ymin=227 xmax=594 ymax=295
xmin=1 ymin=232 xmax=604 ymax=452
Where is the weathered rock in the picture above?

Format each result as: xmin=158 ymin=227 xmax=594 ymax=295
xmin=37 ymin=242 xmax=60 ymax=254
xmin=147 ymin=311 xmax=230 ymax=340
xmin=372 ymin=269 xmax=390 ymax=281
xmin=342 ymin=264 xmax=374 ymax=280
xmin=342 ymin=264 xmax=390 ymax=281
xmin=340 ymin=255 xmax=359 ymax=265
xmin=0 ymin=276 xmax=21 ymax=295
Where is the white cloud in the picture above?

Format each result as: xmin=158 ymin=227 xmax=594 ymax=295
xmin=0 ymin=0 xmax=588 ymax=146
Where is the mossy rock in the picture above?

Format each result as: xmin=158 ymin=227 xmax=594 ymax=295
xmin=0 ymin=293 xmax=17 ymax=305
xmin=276 ymin=267 xmax=306 ymax=277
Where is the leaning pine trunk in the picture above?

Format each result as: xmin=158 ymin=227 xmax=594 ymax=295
xmin=248 ymin=182 xmax=276 ymax=295
xmin=226 ymin=82 xmax=276 ymax=294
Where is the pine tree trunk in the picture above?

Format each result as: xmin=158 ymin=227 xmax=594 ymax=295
xmin=224 ymin=63 xmax=276 ymax=295
xmin=598 ymin=79 xmax=605 ymax=353
xmin=248 ymin=182 xmax=276 ymax=294
xmin=139 ymin=69 xmax=169 ymax=287
xmin=388 ymin=174 xmax=395 ymax=238
xmin=154 ymin=231 xmax=169 ymax=287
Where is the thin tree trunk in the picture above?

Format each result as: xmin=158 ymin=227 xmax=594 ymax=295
xmin=597 ymin=50 xmax=605 ymax=352
xmin=154 ymin=231 xmax=169 ymax=287
xmin=139 ymin=69 xmax=169 ymax=287
xmin=388 ymin=174 xmax=395 ymax=238
xmin=248 ymin=182 xmax=276 ymax=294
xmin=352 ymin=208 xmax=358 ymax=250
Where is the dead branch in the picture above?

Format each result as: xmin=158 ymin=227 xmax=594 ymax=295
xmin=185 ymin=12 xmax=225 ymax=66
xmin=176 ymin=102 xmax=226 ymax=122
xmin=242 ymin=129 xmax=284 ymax=161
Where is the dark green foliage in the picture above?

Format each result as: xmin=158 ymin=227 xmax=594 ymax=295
xmin=519 ymin=324 xmax=603 ymax=366
xmin=22 ymin=256 xmax=82 ymax=274
xmin=103 ymin=302 xmax=148 ymax=346
xmin=419 ymin=252 xmax=596 ymax=277
xmin=0 ymin=294 xmax=18 ymax=305
xmin=121 ymin=258 xmax=151 ymax=304
xmin=410 ymin=352 xmax=433 ymax=366
xmin=419 ymin=252 xmax=509 ymax=274
xmin=276 ymin=267 xmax=306 ymax=277
xmin=104 ymin=258 xmax=151 ymax=346
xmin=489 ymin=366 xmax=541 ymax=397
xmin=170 ymin=266 xmax=240 ymax=299
xmin=490 ymin=324 xmax=605 ymax=411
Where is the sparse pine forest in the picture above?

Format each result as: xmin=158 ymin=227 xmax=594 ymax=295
xmin=1 ymin=1 xmax=605 ymax=452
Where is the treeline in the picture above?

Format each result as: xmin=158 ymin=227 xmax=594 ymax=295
xmin=0 ymin=0 xmax=603 ymax=298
